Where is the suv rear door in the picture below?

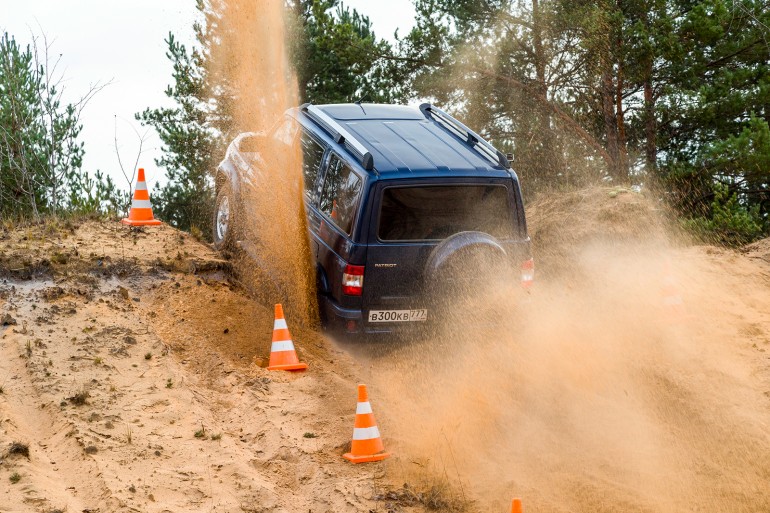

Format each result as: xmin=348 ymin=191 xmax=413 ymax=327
xmin=363 ymin=179 xmax=518 ymax=322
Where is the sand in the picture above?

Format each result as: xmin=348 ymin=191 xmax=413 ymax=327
xmin=1 ymin=197 xmax=769 ymax=512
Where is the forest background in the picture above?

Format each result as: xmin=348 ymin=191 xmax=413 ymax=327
xmin=2 ymin=0 xmax=769 ymax=245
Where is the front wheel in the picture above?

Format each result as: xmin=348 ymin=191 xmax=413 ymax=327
xmin=212 ymin=181 xmax=237 ymax=251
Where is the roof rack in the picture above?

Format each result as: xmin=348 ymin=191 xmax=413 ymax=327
xmin=300 ymin=104 xmax=375 ymax=171
xmin=419 ymin=103 xmax=510 ymax=169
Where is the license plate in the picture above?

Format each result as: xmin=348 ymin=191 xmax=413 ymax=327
xmin=368 ymin=309 xmax=428 ymax=323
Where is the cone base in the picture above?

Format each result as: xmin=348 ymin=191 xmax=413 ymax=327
xmin=267 ymin=362 xmax=308 ymax=372
xmin=121 ymin=218 xmax=162 ymax=226
xmin=343 ymin=451 xmax=390 ymax=464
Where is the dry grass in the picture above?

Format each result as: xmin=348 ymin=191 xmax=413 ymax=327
xmin=7 ymin=441 xmax=30 ymax=459
xmin=374 ymin=481 xmax=472 ymax=513
xmin=67 ymin=389 xmax=90 ymax=406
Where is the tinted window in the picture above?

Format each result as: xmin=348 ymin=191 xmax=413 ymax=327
xmin=319 ymin=155 xmax=362 ymax=235
xmin=378 ymin=185 xmax=512 ymax=241
xmin=301 ymin=131 xmax=325 ymax=197
xmin=272 ymin=116 xmax=298 ymax=146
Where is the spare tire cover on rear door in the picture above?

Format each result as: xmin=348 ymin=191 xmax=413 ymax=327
xmin=424 ymin=231 xmax=509 ymax=296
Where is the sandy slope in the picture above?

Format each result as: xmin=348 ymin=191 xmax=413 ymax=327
xmin=1 ymin=200 xmax=769 ymax=512
xmin=0 ymin=222 xmax=418 ymax=513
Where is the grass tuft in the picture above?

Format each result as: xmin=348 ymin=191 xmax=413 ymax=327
xmin=7 ymin=441 xmax=30 ymax=458
xmin=67 ymin=389 xmax=89 ymax=406
xmin=374 ymin=481 xmax=472 ymax=513
xmin=189 ymin=225 xmax=203 ymax=241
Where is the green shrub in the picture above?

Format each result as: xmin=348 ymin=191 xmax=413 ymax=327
xmin=682 ymin=183 xmax=764 ymax=246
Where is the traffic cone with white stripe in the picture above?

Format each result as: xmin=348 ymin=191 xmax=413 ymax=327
xmin=343 ymin=384 xmax=390 ymax=463
xmin=330 ymin=199 xmax=339 ymax=221
xmin=267 ymin=304 xmax=308 ymax=371
xmin=121 ymin=168 xmax=161 ymax=226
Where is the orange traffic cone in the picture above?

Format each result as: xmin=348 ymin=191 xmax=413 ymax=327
xmin=511 ymin=498 xmax=523 ymax=513
xmin=267 ymin=304 xmax=308 ymax=371
xmin=330 ymin=199 xmax=339 ymax=221
xmin=121 ymin=168 xmax=161 ymax=226
xmin=343 ymin=384 xmax=390 ymax=463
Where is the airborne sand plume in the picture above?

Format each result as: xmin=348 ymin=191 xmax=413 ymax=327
xmin=346 ymin=188 xmax=770 ymax=512
xmin=210 ymin=0 xmax=317 ymax=324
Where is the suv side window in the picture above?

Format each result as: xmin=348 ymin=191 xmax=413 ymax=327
xmin=272 ymin=116 xmax=298 ymax=146
xmin=300 ymin=130 xmax=325 ymax=199
xmin=319 ymin=154 xmax=362 ymax=235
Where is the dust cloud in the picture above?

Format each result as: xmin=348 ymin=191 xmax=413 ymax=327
xmin=350 ymin=188 xmax=770 ymax=512
xmin=210 ymin=0 xmax=317 ymax=324
xmin=207 ymin=4 xmax=769 ymax=509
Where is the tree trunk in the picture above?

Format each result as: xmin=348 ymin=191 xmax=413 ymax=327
xmin=294 ymin=0 xmax=308 ymax=102
xmin=641 ymin=9 xmax=657 ymax=173
xmin=531 ymin=0 xmax=559 ymax=187
xmin=601 ymin=66 xmax=622 ymax=181
xmin=615 ymin=31 xmax=628 ymax=180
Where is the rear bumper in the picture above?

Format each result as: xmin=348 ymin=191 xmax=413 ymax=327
xmin=319 ymin=295 xmax=429 ymax=337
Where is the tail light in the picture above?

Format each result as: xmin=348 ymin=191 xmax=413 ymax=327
xmin=342 ymin=264 xmax=365 ymax=296
xmin=521 ymin=258 xmax=534 ymax=289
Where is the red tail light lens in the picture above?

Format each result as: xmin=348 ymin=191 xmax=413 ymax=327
xmin=521 ymin=258 xmax=534 ymax=289
xmin=342 ymin=264 xmax=365 ymax=296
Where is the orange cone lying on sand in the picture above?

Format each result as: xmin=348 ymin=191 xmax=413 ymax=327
xmin=511 ymin=498 xmax=523 ymax=513
xmin=121 ymin=168 xmax=161 ymax=226
xmin=343 ymin=384 xmax=390 ymax=463
xmin=267 ymin=304 xmax=308 ymax=371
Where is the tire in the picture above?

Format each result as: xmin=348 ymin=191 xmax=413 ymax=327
xmin=212 ymin=181 xmax=237 ymax=251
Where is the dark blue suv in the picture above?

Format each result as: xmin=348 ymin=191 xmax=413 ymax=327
xmin=213 ymin=103 xmax=533 ymax=336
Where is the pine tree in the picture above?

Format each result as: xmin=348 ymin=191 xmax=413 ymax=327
xmin=1 ymin=31 xmax=109 ymax=219
xmin=137 ymin=28 xmax=220 ymax=234
xmin=0 ymin=32 xmax=48 ymax=217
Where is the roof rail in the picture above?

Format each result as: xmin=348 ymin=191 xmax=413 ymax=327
xmin=300 ymin=104 xmax=375 ymax=171
xmin=419 ymin=103 xmax=510 ymax=169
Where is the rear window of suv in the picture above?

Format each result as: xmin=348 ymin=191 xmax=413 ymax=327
xmin=378 ymin=185 xmax=512 ymax=241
